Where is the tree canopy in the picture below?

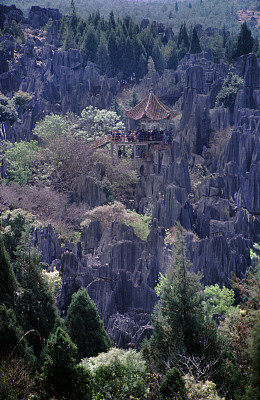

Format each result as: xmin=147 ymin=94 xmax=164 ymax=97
xmin=65 ymin=288 xmax=112 ymax=360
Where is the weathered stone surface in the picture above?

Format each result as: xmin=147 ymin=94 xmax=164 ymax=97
xmin=0 ymin=5 xmax=25 ymax=30
xmin=57 ymin=221 xmax=164 ymax=347
xmin=135 ymin=149 xmax=192 ymax=229
xmin=32 ymin=224 xmax=61 ymax=265
xmin=74 ymin=175 xmax=107 ymax=207
xmin=0 ymin=8 xmax=120 ymax=142
xmin=186 ymin=233 xmax=251 ymax=286
xmin=27 ymin=6 xmax=62 ymax=29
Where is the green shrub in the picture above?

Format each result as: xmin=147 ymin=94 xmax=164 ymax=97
xmin=159 ymin=367 xmax=187 ymax=399
xmin=81 ymin=201 xmax=151 ymax=240
xmin=1 ymin=208 xmax=41 ymax=258
xmin=4 ymin=140 xmax=40 ymax=185
xmin=215 ymin=73 xmax=244 ymax=110
xmin=125 ymin=209 xmax=151 ymax=241
xmin=82 ymin=347 xmax=149 ymax=400
xmin=12 ymin=91 xmax=32 ymax=112
xmin=184 ymin=374 xmax=224 ymax=400
xmin=204 ymin=284 xmax=236 ymax=318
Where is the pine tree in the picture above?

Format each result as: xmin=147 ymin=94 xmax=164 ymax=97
xmin=0 ymin=236 xmax=16 ymax=307
xmin=152 ymin=42 xmax=166 ymax=75
xmin=109 ymin=10 xmax=116 ymax=31
xmin=190 ymin=27 xmax=202 ymax=54
xmin=167 ymin=46 xmax=178 ymax=70
xmin=65 ymin=289 xmax=112 ymax=360
xmin=144 ymin=224 xmax=205 ymax=370
xmin=15 ymin=227 xmax=59 ymax=356
xmin=122 ymin=36 xmax=134 ymax=80
xmin=175 ymin=1 xmax=178 ymax=12
xmin=62 ymin=24 xmax=76 ymax=51
xmin=42 ymin=327 xmax=92 ymax=400
xmin=133 ymin=37 xmax=147 ymax=78
xmin=177 ymin=22 xmax=189 ymax=50
xmin=235 ymin=22 xmax=254 ymax=58
xmin=0 ymin=304 xmax=34 ymax=362
xmin=70 ymin=0 xmax=78 ymax=34
xmin=97 ymin=33 xmax=110 ymax=75
xmin=136 ymin=54 xmax=147 ymax=79
xmin=140 ymin=26 xmax=155 ymax=58
xmin=108 ymin=30 xmax=119 ymax=76
xmin=81 ymin=26 xmax=98 ymax=64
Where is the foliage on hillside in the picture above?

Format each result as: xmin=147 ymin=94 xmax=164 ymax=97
xmin=4 ymin=0 xmax=260 ymax=39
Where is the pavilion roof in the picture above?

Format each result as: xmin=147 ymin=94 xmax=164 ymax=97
xmin=125 ymin=91 xmax=177 ymax=121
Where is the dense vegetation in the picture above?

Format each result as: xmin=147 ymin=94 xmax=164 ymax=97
xmin=4 ymin=0 xmax=260 ymax=39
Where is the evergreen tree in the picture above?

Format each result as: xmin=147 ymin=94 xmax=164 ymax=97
xmin=81 ymin=26 xmax=98 ymax=64
xmin=235 ymin=22 xmax=254 ymax=58
xmin=143 ymin=224 xmax=205 ymax=370
xmin=0 ymin=304 xmax=33 ymax=361
xmin=225 ymin=34 xmax=236 ymax=63
xmin=97 ymin=33 xmax=110 ymax=75
xmin=15 ymin=227 xmax=59 ymax=356
xmin=93 ymin=10 xmax=101 ymax=29
xmin=159 ymin=367 xmax=187 ymax=399
xmin=175 ymin=1 xmax=178 ymax=12
xmin=177 ymin=22 xmax=189 ymax=50
xmin=0 ymin=236 xmax=16 ymax=307
xmin=152 ymin=42 xmax=166 ymax=75
xmin=122 ymin=36 xmax=134 ymax=80
xmin=109 ymin=10 xmax=116 ymax=31
xmin=167 ymin=46 xmax=178 ymax=70
xmin=133 ymin=37 xmax=147 ymax=78
xmin=139 ymin=26 xmax=155 ymax=58
xmin=108 ymin=30 xmax=119 ymax=76
xmin=136 ymin=53 xmax=147 ymax=79
xmin=190 ymin=27 xmax=202 ymax=54
xmin=65 ymin=289 xmax=112 ymax=360
xmin=62 ymin=24 xmax=76 ymax=51
xmin=42 ymin=327 xmax=92 ymax=400
xmin=70 ymin=0 xmax=78 ymax=34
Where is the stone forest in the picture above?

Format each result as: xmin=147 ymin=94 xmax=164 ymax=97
xmin=0 ymin=2 xmax=259 ymax=399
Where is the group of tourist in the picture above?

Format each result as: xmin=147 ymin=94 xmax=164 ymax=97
xmin=111 ymin=129 xmax=174 ymax=144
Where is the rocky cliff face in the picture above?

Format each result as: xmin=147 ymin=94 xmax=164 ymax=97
xmin=1 ymin=5 xmax=259 ymax=347
xmin=53 ymin=220 xmax=165 ymax=348
xmin=0 ymin=6 xmax=120 ymax=142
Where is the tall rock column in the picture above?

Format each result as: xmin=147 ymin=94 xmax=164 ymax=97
xmin=180 ymin=65 xmax=210 ymax=155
